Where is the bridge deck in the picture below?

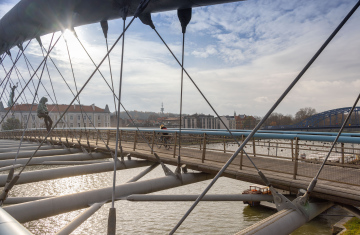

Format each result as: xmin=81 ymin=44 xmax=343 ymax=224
xmin=70 ymin=138 xmax=360 ymax=207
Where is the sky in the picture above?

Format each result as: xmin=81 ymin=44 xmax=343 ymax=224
xmin=0 ymin=0 xmax=359 ymax=118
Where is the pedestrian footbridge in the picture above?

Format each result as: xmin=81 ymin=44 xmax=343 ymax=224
xmin=0 ymin=128 xmax=359 ymax=234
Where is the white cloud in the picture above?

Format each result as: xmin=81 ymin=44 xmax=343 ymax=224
xmin=1 ymin=0 xmax=359 ymax=118
xmin=192 ymin=45 xmax=218 ymax=58
xmin=254 ymin=97 xmax=271 ymax=103
xmin=0 ymin=0 xmax=17 ymax=18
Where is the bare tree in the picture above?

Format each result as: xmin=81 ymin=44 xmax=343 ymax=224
xmin=294 ymin=107 xmax=317 ymax=123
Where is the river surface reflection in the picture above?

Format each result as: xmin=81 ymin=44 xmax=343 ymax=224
xmin=8 ymin=164 xmax=341 ymax=234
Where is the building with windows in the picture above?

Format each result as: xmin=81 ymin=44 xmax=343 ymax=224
xmin=219 ymin=115 xmax=236 ymax=130
xmin=0 ymin=102 xmax=111 ymax=130
xmin=183 ymin=114 xmax=217 ymax=129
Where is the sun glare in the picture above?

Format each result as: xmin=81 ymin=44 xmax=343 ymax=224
xmin=63 ymin=29 xmax=76 ymax=42
xmin=60 ymin=28 xmax=87 ymax=59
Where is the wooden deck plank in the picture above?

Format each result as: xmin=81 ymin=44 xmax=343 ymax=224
xmin=24 ymin=137 xmax=360 ymax=207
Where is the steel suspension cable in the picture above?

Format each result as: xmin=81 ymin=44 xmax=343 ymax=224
xmin=14 ymin=16 xmax=136 ymax=177
xmin=177 ymin=33 xmax=185 ymax=164
xmin=104 ymin=28 xmax=118 ymax=119
xmin=9 ymin=60 xmax=39 ymax=104
xmin=0 ymin=40 xmax=31 ymax=88
xmin=112 ymin=17 xmax=126 ymax=210
xmin=0 ymin=34 xmax=53 ymax=206
xmin=73 ymin=33 xmax=120 ymax=105
xmin=38 ymin=41 xmax=118 ymax=153
xmin=12 ymin=67 xmax=32 ymax=103
xmin=39 ymin=46 xmax=73 ymax=142
xmin=153 ymin=28 xmax=259 ymax=168
xmin=2 ymin=1 xmax=156 ymax=212
xmin=12 ymin=38 xmax=51 ymax=165
xmin=0 ymin=51 xmax=30 ymax=115
xmin=22 ymin=53 xmax=58 ymax=105
xmin=170 ymin=1 xmax=360 ymax=233
xmin=0 ymin=35 xmax=61 ymax=125
xmin=71 ymin=28 xmax=165 ymax=157
xmin=0 ymin=50 xmax=21 ymax=102
xmin=0 ymin=51 xmax=18 ymax=88
xmin=63 ymin=37 xmax=88 ymax=133
xmin=301 ymin=93 xmax=360 ymax=200
xmin=37 ymin=43 xmax=117 ymax=153
xmin=17 ymin=45 xmax=68 ymax=142
xmin=6 ymin=0 xmax=155 ymax=185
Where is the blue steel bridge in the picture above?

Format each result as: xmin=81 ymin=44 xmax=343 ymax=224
xmin=264 ymin=107 xmax=360 ymax=131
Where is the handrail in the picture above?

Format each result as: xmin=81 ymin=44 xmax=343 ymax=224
xmin=2 ymin=128 xmax=360 ymax=143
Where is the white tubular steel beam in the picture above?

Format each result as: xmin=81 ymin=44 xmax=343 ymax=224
xmin=127 ymin=163 xmax=160 ymax=183
xmin=0 ymin=164 xmax=23 ymax=172
xmin=41 ymin=160 xmax=109 ymax=165
xmin=235 ymin=201 xmax=333 ymax=235
xmin=0 ymin=208 xmax=32 ymax=235
xmin=0 ymin=148 xmax=81 ymax=160
xmin=56 ymin=202 xmax=105 ymax=235
xmin=4 ymin=173 xmax=212 ymax=223
xmin=0 ymin=143 xmax=38 ymax=148
xmin=0 ymin=160 xmax=152 ymax=187
xmin=4 ymin=197 xmax=52 ymax=205
xmin=0 ymin=152 xmax=108 ymax=168
xmin=126 ymin=194 xmax=274 ymax=201
xmin=0 ymin=145 xmax=60 ymax=153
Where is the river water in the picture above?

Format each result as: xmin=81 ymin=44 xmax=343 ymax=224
xmin=8 ymin=163 xmax=344 ymax=234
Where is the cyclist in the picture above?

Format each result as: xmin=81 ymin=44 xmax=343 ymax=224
xmin=160 ymin=124 xmax=170 ymax=145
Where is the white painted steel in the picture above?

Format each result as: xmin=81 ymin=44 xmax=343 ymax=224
xmin=126 ymin=194 xmax=274 ymax=201
xmin=56 ymin=202 xmax=105 ymax=235
xmin=0 ymin=160 xmax=152 ymax=187
xmin=0 ymin=148 xmax=81 ymax=160
xmin=0 ymin=207 xmax=32 ymax=234
xmin=127 ymin=163 xmax=159 ymax=183
xmin=0 ymin=145 xmax=60 ymax=153
xmin=0 ymin=152 xmax=108 ymax=168
xmin=4 ymin=173 xmax=212 ymax=223
xmin=4 ymin=197 xmax=51 ymax=205
xmin=235 ymin=202 xmax=333 ymax=235
xmin=0 ymin=164 xmax=23 ymax=172
xmin=41 ymin=160 xmax=109 ymax=165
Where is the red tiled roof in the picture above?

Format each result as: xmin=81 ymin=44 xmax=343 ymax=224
xmin=5 ymin=104 xmax=106 ymax=113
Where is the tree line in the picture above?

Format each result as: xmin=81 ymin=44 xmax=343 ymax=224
xmin=263 ymin=107 xmax=317 ymax=126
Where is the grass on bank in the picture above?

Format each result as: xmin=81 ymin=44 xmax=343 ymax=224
xmin=343 ymin=217 xmax=360 ymax=235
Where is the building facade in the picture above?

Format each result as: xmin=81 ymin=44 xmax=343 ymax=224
xmin=183 ymin=114 xmax=217 ymax=129
xmin=219 ymin=116 xmax=236 ymax=130
xmin=0 ymin=102 xmax=111 ymax=130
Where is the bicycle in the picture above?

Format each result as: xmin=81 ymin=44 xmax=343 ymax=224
xmin=156 ymin=135 xmax=171 ymax=150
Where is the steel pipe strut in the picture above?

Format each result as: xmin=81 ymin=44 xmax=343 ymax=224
xmin=0 ymin=152 xmax=108 ymax=168
xmin=126 ymin=194 xmax=274 ymax=201
xmin=0 ymin=145 xmax=60 ymax=153
xmin=56 ymin=202 xmax=105 ymax=235
xmin=0 ymin=160 xmax=152 ymax=187
xmin=4 ymin=197 xmax=51 ymax=205
xmin=0 ymin=148 xmax=81 ymax=161
xmin=236 ymin=201 xmax=333 ymax=235
xmin=0 ymin=207 xmax=32 ymax=235
xmin=4 ymin=173 xmax=212 ymax=223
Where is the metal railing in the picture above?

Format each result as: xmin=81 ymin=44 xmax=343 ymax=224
xmin=1 ymin=128 xmax=359 ymax=186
